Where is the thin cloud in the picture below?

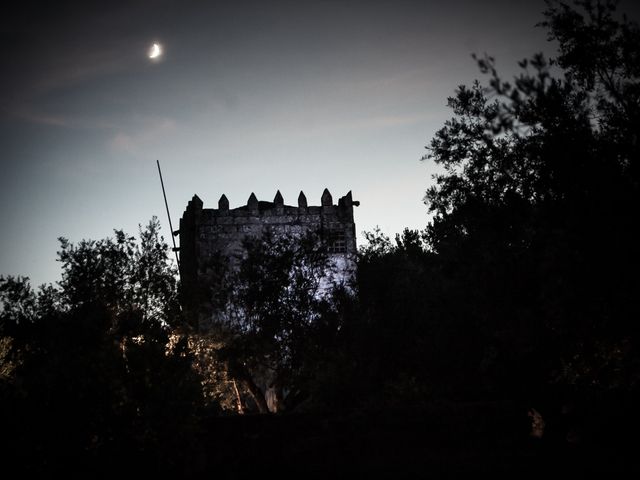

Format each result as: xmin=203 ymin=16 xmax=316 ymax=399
xmin=2 ymin=16 xmax=150 ymax=126
xmin=9 ymin=104 xmax=121 ymax=130
xmin=108 ymin=116 xmax=177 ymax=154
xmin=12 ymin=108 xmax=71 ymax=127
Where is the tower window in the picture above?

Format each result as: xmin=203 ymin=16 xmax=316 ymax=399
xmin=327 ymin=230 xmax=347 ymax=253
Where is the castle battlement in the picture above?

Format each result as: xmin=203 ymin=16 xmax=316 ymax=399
xmin=182 ymin=189 xmax=357 ymax=218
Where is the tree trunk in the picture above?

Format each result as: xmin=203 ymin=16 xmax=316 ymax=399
xmin=266 ymin=384 xmax=284 ymax=413
xmin=232 ymin=379 xmax=244 ymax=414
xmin=225 ymin=359 xmax=269 ymax=414
xmin=242 ymin=376 xmax=269 ymax=414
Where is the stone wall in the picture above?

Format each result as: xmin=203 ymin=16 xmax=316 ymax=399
xmin=179 ymin=189 xmax=358 ymax=326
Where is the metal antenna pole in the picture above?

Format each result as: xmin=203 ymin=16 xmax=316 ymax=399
xmin=156 ymin=160 xmax=181 ymax=270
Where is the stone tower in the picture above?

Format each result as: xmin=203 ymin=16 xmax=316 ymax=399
xmin=178 ymin=189 xmax=358 ymax=326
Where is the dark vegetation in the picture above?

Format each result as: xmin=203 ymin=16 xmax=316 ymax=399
xmin=2 ymin=1 xmax=639 ymax=475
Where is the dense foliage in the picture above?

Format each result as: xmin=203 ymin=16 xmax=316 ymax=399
xmin=0 ymin=218 xmax=203 ymax=476
xmin=209 ymin=230 xmax=349 ymax=413
xmin=305 ymin=0 xmax=640 ymax=413
xmin=423 ymin=0 xmax=640 ymax=394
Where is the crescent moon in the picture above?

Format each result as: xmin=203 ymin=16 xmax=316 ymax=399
xmin=149 ymin=43 xmax=162 ymax=59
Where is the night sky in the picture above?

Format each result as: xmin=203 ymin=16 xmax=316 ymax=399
xmin=2 ymin=0 xmax=637 ymax=287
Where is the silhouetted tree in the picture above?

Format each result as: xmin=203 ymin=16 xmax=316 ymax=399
xmin=56 ymin=218 xmax=180 ymax=326
xmin=342 ymin=228 xmax=437 ymax=407
xmin=317 ymin=1 xmax=640 ymax=415
xmin=210 ymin=229 xmax=348 ymax=413
xmin=422 ymin=0 xmax=640 ymax=401
xmin=0 ymin=218 xmax=204 ymax=476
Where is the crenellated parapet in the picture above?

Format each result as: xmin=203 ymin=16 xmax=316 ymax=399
xmin=181 ymin=190 xmax=356 ymax=232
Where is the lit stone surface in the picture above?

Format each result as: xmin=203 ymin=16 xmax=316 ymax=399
xmin=179 ymin=190 xmax=358 ymax=328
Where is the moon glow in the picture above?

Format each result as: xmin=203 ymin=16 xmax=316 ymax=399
xmin=148 ymin=43 xmax=162 ymax=59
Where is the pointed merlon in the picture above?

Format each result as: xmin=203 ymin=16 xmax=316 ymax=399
xmin=321 ymin=188 xmax=333 ymax=206
xmin=247 ymin=192 xmax=259 ymax=210
xmin=218 ymin=194 xmax=229 ymax=211
xmin=344 ymin=191 xmax=353 ymax=207
xmin=188 ymin=194 xmax=203 ymax=209
xmin=274 ymin=190 xmax=284 ymax=206
xmin=298 ymin=191 xmax=307 ymax=208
